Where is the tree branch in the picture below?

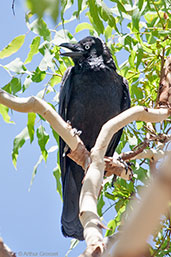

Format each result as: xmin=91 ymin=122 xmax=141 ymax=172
xmin=0 ymin=88 xmax=82 ymax=152
xmin=79 ymin=106 xmax=170 ymax=256
xmin=0 ymin=88 xmax=136 ymax=180
xmin=0 ymin=238 xmax=16 ymax=257
xmin=0 ymin=88 xmax=170 ymax=257
xmin=110 ymin=152 xmax=171 ymax=257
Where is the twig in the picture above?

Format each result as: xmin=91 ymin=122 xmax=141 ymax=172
xmin=110 ymin=152 xmax=171 ymax=257
xmin=0 ymin=88 xmax=170 ymax=257
xmin=151 ymin=0 xmax=165 ymax=29
xmin=120 ymin=139 xmax=149 ymax=161
xmin=12 ymin=0 xmax=15 ymax=16
xmin=0 ymin=238 xmax=16 ymax=257
xmin=79 ymin=107 xmax=170 ymax=256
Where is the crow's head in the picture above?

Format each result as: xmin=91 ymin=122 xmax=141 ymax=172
xmin=60 ymin=36 xmax=116 ymax=70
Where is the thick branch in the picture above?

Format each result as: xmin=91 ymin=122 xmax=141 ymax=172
xmin=0 ymin=88 xmax=171 ymax=257
xmin=111 ymin=152 xmax=171 ymax=257
xmin=0 ymin=89 xmax=82 ymax=151
xmin=0 ymin=89 xmax=139 ymax=180
xmin=157 ymin=56 xmax=171 ymax=108
xmin=79 ymin=106 xmax=170 ymax=256
xmin=0 ymin=238 xmax=15 ymax=257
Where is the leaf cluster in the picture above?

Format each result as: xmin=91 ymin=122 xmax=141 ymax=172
xmin=0 ymin=0 xmax=171 ymax=255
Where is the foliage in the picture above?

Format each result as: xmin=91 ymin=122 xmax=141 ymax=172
xmin=0 ymin=0 xmax=171 ymax=255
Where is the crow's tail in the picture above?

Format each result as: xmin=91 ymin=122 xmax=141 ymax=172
xmin=61 ymin=161 xmax=84 ymax=241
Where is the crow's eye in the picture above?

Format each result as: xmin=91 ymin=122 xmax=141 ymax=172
xmin=85 ymin=44 xmax=90 ymax=50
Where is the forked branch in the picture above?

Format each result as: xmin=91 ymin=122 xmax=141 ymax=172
xmin=79 ymin=106 xmax=170 ymax=256
xmin=0 ymin=88 xmax=170 ymax=257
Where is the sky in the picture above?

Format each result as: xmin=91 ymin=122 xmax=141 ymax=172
xmin=0 ymin=1 xmax=86 ymax=256
xmin=0 ymin=1 xmax=130 ymax=256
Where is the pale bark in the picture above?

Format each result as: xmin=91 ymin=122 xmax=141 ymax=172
xmin=0 ymin=88 xmax=171 ymax=257
xmin=110 ymin=152 xmax=171 ymax=257
xmin=0 ymin=88 xmax=82 ymax=151
xmin=79 ymin=106 xmax=170 ymax=256
xmin=0 ymin=238 xmax=15 ymax=257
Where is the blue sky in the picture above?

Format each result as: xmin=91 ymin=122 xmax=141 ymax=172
xmin=0 ymin=1 xmax=86 ymax=256
xmin=0 ymin=1 xmax=130 ymax=256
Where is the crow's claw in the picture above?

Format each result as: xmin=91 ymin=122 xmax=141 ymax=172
xmin=111 ymin=174 xmax=117 ymax=187
xmin=72 ymin=128 xmax=82 ymax=136
xmin=63 ymin=145 xmax=69 ymax=157
xmin=117 ymin=156 xmax=128 ymax=174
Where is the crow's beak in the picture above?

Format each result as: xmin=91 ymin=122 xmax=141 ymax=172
xmin=59 ymin=42 xmax=84 ymax=58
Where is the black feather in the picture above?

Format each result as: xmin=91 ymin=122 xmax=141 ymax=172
xmin=59 ymin=36 xmax=131 ymax=240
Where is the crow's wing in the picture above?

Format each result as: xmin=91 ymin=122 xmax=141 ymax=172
xmin=106 ymin=77 xmax=131 ymax=156
xmin=59 ymin=67 xmax=73 ymax=182
xmin=59 ymin=67 xmax=73 ymax=121
xmin=122 ymin=77 xmax=131 ymax=111
xmin=59 ymin=67 xmax=84 ymax=240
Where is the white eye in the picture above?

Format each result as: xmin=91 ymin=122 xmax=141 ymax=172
xmin=85 ymin=44 xmax=90 ymax=50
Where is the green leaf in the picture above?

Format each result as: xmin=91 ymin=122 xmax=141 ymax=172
xmin=51 ymin=127 xmax=59 ymax=144
xmin=105 ymin=219 xmax=117 ymax=236
xmin=132 ymin=7 xmax=141 ymax=32
xmin=26 ymin=0 xmax=59 ymax=22
xmin=2 ymin=78 xmax=21 ymax=95
xmin=0 ymin=104 xmax=13 ymax=123
xmin=39 ymin=49 xmax=55 ymax=71
xmin=136 ymin=48 xmax=143 ymax=69
xmin=0 ymin=35 xmax=25 ymax=59
xmin=65 ymin=239 xmax=79 ymax=257
xmin=29 ymin=154 xmax=44 ymax=191
xmin=53 ymin=165 xmax=63 ymax=200
xmin=115 ymin=199 xmax=125 ymax=212
xmin=98 ymin=1 xmax=119 ymax=33
xmin=31 ymin=67 xmax=46 ymax=82
xmin=29 ymin=145 xmax=57 ymax=191
xmin=53 ymin=29 xmax=73 ymax=45
xmin=97 ymin=194 xmax=105 ymax=216
xmin=27 ymin=113 xmax=36 ymax=143
xmin=111 ymin=0 xmax=127 ymax=13
xmin=12 ymin=127 xmax=29 ymax=168
xmin=76 ymin=0 xmax=83 ymax=17
xmin=138 ymin=0 xmax=144 ymax=10
xmin=5 ymin=58 xmax=26 ymax=74
xmin=88 ymin=0 xmax=104 ymax=35
xmin=75 ymin=22 xmax=94 ymax=33
xmin=127 ymin=134 xmax=138 ymax=146
xmin=25 ymin=36 xmax=41 ymax=64
xmin=104 ymin=26 xmax=113 ymax=41
xmin=36 ymin=125 xmax=49 ymax=161
xmin=131 ymin=84 xmax=143 ymax=99
xmin=136 ymin=121 xmax=143 ymax=130
xmin=116 ymin=131 xmax=127 ymax=154
xmin=11 ymin=78 xmax=22 ymax=95
xmin=144 ymin=12 xmax=158 ymax=24
xmin=60 ymin=0 xmax=72 ymax=24
xmin=29 ymin=18 xmax=51 ymax=41
xmin=49 ymin=75 xmax=61 ymax=87
xmin=134 ymin=166 xmax=148 ymax=182
xmin=23 ymin=75 xmax=32 ymax=92
xmin=128 ymin=50 xmax=136 ymax=68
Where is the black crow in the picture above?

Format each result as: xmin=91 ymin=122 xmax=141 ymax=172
xmin=59 ymin=36 xmax=131 ymax=240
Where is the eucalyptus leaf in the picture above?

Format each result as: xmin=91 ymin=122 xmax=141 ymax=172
xmin=26 ymin=0 xmax=59 ymax=22
xmin=36 ymin=125 xmax=49 ymax=161
xmin=0 ymin=104 xmax=13 ymax=123
xmin=53 ymin=165 xmax=63 ymax=200
xmin=0 ymin=35 xmax=25 ymax=59
xmin=12 ymin=127 xmax=29 ymax=168
xmin=27 ymin=113 xmax=36 ymax=143
xmin=75 ymin=22 xmax=94 ymax=33
xmin=5 ymin=58 xmax=26 ymax=74
xmin=25 ymin=36 xmax=41 ymax=64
